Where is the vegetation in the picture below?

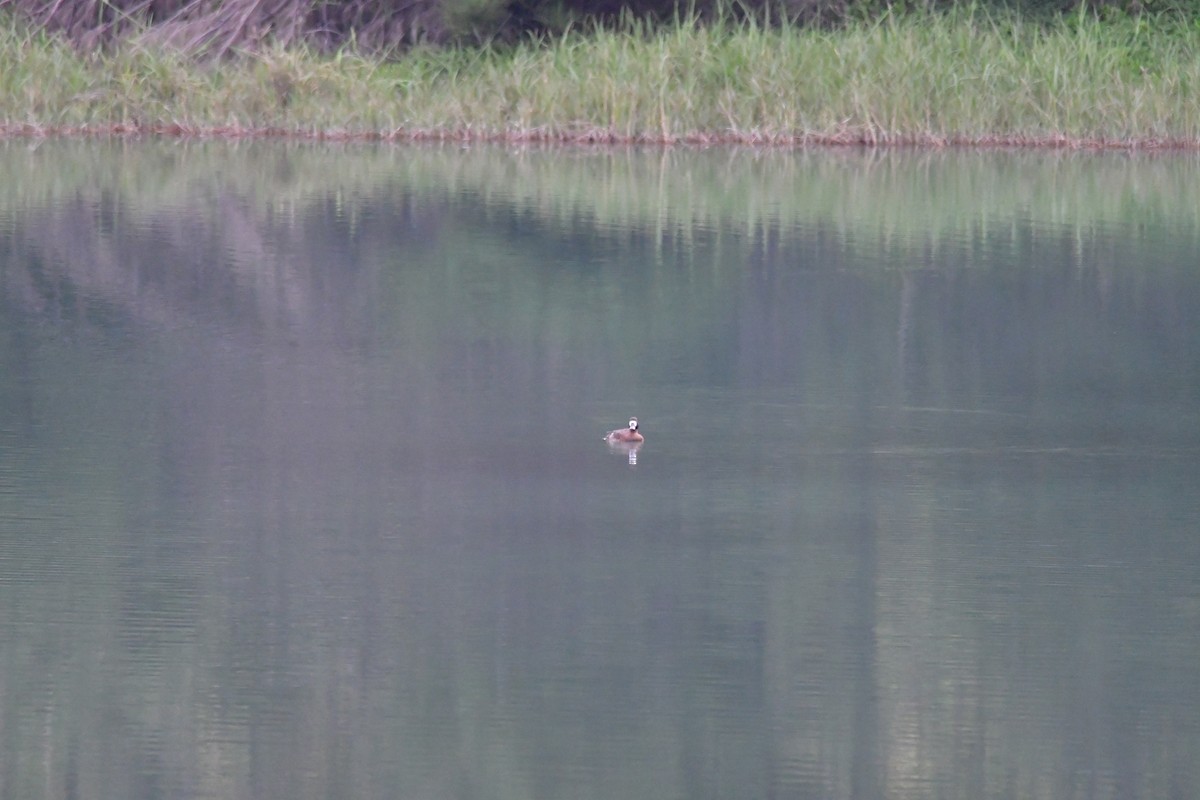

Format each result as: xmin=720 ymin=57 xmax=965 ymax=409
xmin=2 ymin=4 xmax=1200 ymax=146
xmin=1 ymin=0 xmax=1177 ymax=52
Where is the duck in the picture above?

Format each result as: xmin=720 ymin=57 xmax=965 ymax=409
xmin=604 ymin=417 xmax=644 ymax=444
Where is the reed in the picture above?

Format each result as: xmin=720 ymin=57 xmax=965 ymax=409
xmin=2 ymin=6 xmax=1199 ymax=146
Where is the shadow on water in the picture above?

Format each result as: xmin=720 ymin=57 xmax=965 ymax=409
xmin=1 ymin=140 xmax=1200 ymax=799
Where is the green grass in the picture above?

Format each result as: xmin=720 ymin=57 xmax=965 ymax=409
xmin=3 ymin=6 xmax=1200 ymax=146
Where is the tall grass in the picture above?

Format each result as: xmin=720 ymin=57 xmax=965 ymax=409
xmin=3 ymin=6 xmax=1200 ymax=145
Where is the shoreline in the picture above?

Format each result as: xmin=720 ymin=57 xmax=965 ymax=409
xmin=3 ymin=123 xmax=1200 ymax=151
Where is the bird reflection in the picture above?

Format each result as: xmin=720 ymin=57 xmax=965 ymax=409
xmin=606 ymin=440 xmax=641 ymax=466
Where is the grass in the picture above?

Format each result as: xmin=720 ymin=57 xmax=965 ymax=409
xmin=2 ymin=6 xmax=1200 ymax=146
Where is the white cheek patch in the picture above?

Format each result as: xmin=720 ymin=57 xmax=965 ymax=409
xmin=629 ymin=420 xmax=638 ymax=429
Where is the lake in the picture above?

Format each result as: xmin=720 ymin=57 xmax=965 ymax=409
xmin=1 ymin=141 xmax=1198 ymax=800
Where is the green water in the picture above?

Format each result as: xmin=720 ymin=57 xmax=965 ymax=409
xmin=1 ymin=141 xmax=1199 ymax=800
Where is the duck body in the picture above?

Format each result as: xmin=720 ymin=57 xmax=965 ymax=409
xmin=604 ymin=417 xmax=644 ymax=444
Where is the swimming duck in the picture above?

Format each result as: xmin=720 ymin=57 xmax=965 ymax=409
xmin=604 ymin=417 xmax=644 ymax=444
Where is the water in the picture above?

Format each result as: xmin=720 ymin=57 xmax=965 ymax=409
xmin=1 ymin=141 xmax=1199 ymax=800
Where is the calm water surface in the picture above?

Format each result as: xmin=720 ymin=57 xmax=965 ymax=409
xmin=1 ymin=142 xmax=1199 ymax=800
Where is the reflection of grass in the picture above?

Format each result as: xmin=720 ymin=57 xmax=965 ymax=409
xmin=2 ymin=140 xmax=1199 ymax=259
xmin=3 ymin=8 xmax=1200 ymax=146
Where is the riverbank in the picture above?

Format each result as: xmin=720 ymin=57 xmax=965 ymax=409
xmin=3 ymin=7 xmax=1198 ymax=147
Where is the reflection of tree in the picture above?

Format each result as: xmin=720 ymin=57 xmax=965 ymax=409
xmin=2 ymin=185 xmax=445 ymax=350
